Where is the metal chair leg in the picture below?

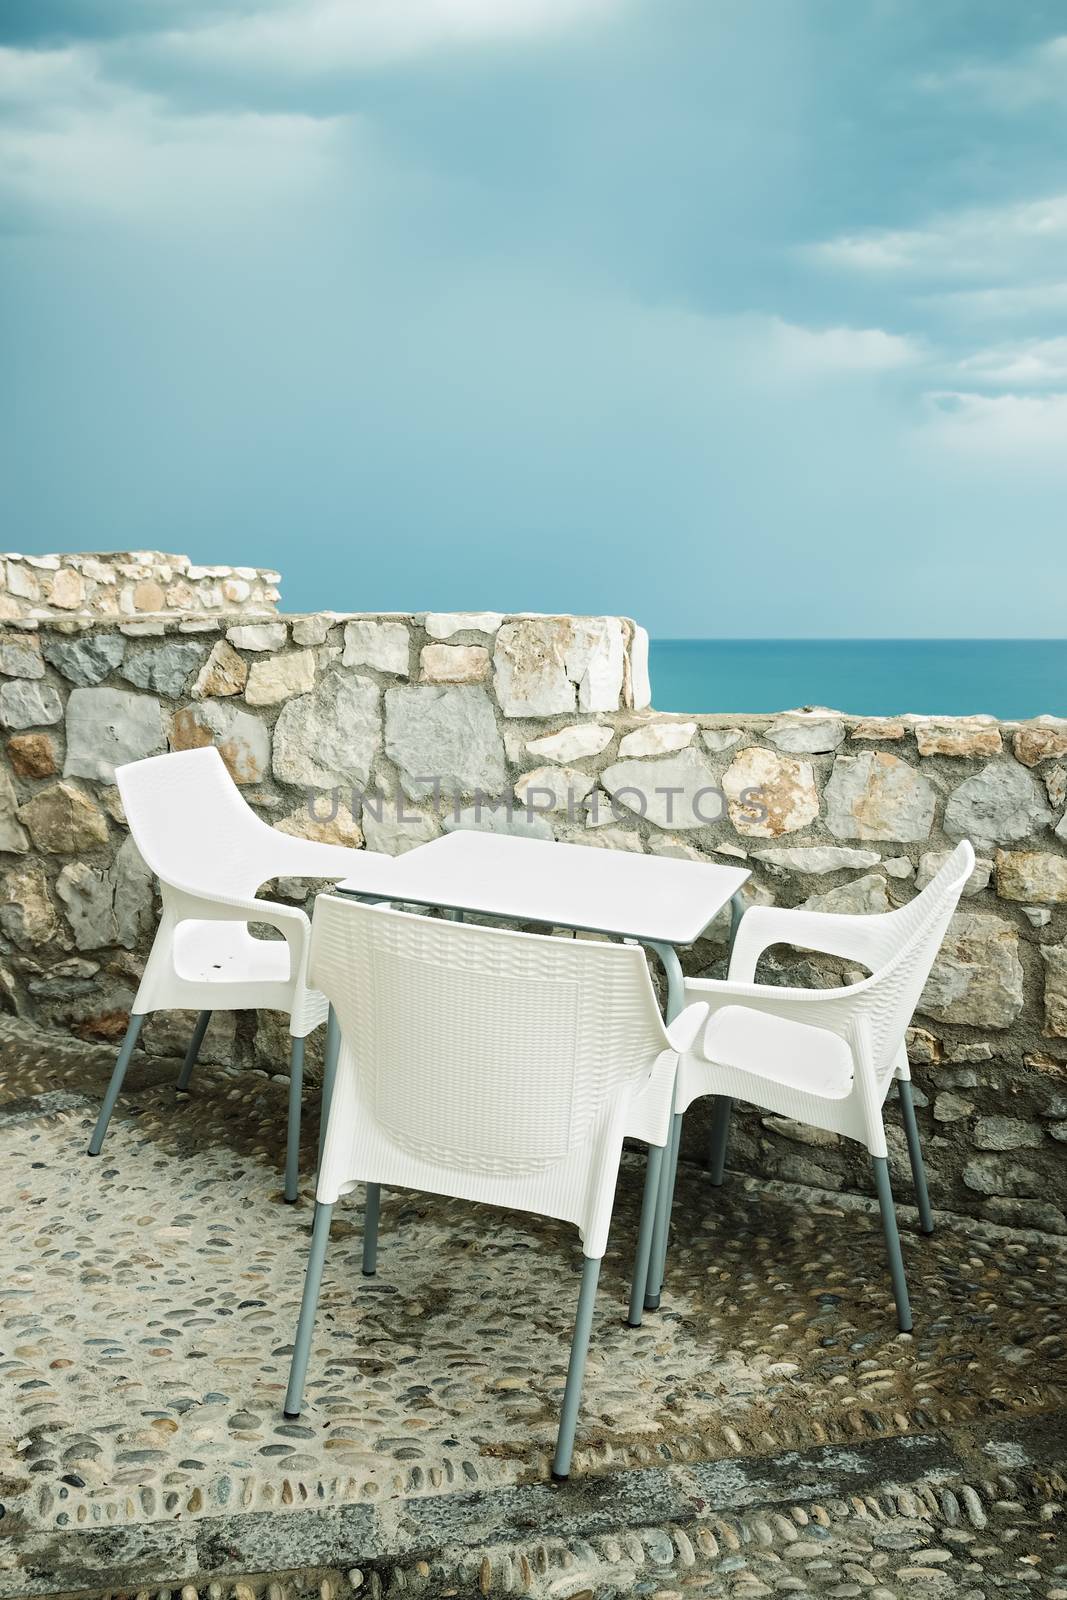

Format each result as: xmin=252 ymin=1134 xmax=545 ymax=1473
xmin=897 ymin=1080 xmax=933 ymax=1235
xmin=175 ymin=1009 xmax=212 ymax=1093
xmin=551 ymin=1255 xmax=602 ymax=1481
xmin=318 ymin=1006 xmax=340 ymax=1171
xmin=627 ymin=1144 xmax=665 ymax=1327
xmin=644 ymin=1110 xmax=681 ymax=1311
xmin=871 ymin=1155 xmax=913 ymax=1333
xmin=87 ymin=1014 xmax=145 ymax=1155
xmin=708 ymin=1097 xmax=733 ymax=1185
xmin=283 ymin=1200 xmax=334 ymax=1417
xmin=362 ymin=1183 xmax=381 ymax=1276
xmin=284 ymin=1036 xmax=305 ymax=1204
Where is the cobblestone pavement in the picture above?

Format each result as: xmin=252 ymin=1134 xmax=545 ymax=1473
xmin=1 ymin=1019 xmax=1063 ymax=1599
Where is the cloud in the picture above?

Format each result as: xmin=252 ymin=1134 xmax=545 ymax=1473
xmin=0 ymin=42 xmax=350 ymax=225
xmin=758 ymin=317 xmax=920 ymax=375
xmin=921 ymin=280 xmax=1067 ymax=323
xmin=923 ymin=390 xmax=1067 ymax=455
xmin=917 ymin=33 xmax=1067 ymax=111
xmin=956 ymin=336 xmax=1067 ymax=389
xmin=810 ymin=193 xmax=1067 ymax=282
xmin=144 ymin=0 xmax=622 ymax=78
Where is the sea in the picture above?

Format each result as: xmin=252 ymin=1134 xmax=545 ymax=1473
xmin=647 ymin=640 xmax=1066 ymax=721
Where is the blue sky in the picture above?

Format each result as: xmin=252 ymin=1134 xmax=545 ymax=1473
xmin=2 ymin=0 xmax=1065 ymax=636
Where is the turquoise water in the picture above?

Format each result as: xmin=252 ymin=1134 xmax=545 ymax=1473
xmin=648 ymin=640 xmax=1066 ymax=720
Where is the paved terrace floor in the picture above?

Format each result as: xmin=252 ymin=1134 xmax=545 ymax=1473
xmin=1 ymin=1019 xmax=1064 ymax=1600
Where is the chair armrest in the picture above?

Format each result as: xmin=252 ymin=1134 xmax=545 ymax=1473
xmin=665 ymin=1001 xmax=710 ymax=1055
xmin=164 ymin=884 xmax=313 ymax=971
xmin=683 ymin=972 xmax=863 ymax=1047
xmin=728 ymin=903 xmax=897 ymax=982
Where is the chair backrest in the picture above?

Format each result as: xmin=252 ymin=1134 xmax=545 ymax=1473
xmin=115 ymin=746 xmax=276 ymax=899
xmin=309 ymin=895 xmax=670 ymax=1180
xmin=844 ymin=839 xmax=976 ymax=1077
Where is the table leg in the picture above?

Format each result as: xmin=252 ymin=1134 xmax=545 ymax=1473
xmin=642 ymin=941 xmax=684 ymax=1312
xmin=643 ymin=893 xmax=748 ymax=1311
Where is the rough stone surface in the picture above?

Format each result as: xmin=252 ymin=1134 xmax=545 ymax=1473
xmin=0 ymin=634 xmax=44 ymax=678
xmin=972 ymin=1115 xmax=1043 ymax=1151
xmin=995 ymin=848 xmax=1067 ymax=904
xmin=617 ymin=720 xmax=696 ymax=757
xmin=226 ymin=623 xmax=287 ymax=652
xmin=1013 ymin=723 xmax=1067 ymax=766
xmin=419 ymin=643 xmax=490 ymax=684
xmin=767 ymin=716 xmax=845 ymax=753
xmin=6 ymin=731 xmax=57 ymax=778
xmin=722 ymin=745 xmax=819 ymax=838
xmin=245 ymin=650 xmax=317 ymax=706
xmin=914 ymin=722 xmax=1003 ymax=757
xmin=273 ymin=672 xmax=381 ymax=789
xmin=341 ymin=619 xmax=410 ymax=676
xmin=493 ymin=618 xmax=624 ymax=717
xmin=120 ymin=639 xmax=204 ymax=698
xmin=802 ymin=873 xmax=890 ymax=916
xmin=290 ymin=614 xmax=333 ymax=647
xmin=191 ymin=639 xmax=248 ymax=698
xmin=700 ymin=726 xmax=743 ymax=752
xmin=0 ymin=763 xmax=29 ymax=851
xmin=18 ymin=780 xmax=109 ymax=853
xmin=424 ymin=610 xmax=504 ymax=638
xmin=1041 ymin=944 xmax=1067 ymax=1037
xmin=825 ymin=752 xmax=936 ymax=842
xmin=275 ymin=803 xmax=364 ymax=850
xmin=962 ymin=1154 xmax=1044 ymax=1196
xmin=753 ymin=845 xmax=880 ymax=874
xmin=525 ymin=723 xmax=613 ymax=762
xmin=0 ymin=677 xmax=64 ymax=729
xmin=850 ymin=718 xmax=905 ymax=739
xmin=63 ymin=686 xmax=165 ymax=780
xmin=0 ymin=862 xmax=59 ymax=947
xmin=919 ymin=912 xmax=1024 ymax=1028
xmin=361 ymin=806 xmax=439 ymax=855
xmin=916 ymin=849 xmax=992 ymax=896
xmin=943 ymin=762 xmax=1052 ymax=846
xmin=384 ymin=685 xmax=506 ymax=801
xmin=602 ymin=746 xmax=723 ymax=830
xmin=514 ymin=764 xmax=595 ymax=813
xmin=171 ymin=700 xmax=271 ymax=786
xmin=40 ymin=631 xmax=126 ymax=686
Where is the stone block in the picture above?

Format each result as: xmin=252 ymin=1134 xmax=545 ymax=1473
xmin=191 ymin=639 xmax=248 ymax=698
xmin=384 ymin=685 xmax=505 ymax=802
xmin=245 ymin=650 xmax=317 ymax=706
xmin=919 ymin=912 xmax=1023 ymax=1028
xmin=64 ymin=686 xmax=165 ymax=781
xmin=0 ymin=678 xmax=63 ymax=730
xmin=1041 ymin=944 xmax=1067 ymax=1037
xmin=273 ymin=672 xmax=380 ymax=789
xmin=943 ymin=762 xmax=1052 ymax=847
xmin=618 ymin=721 xmax=696 ymax=758
xmin=342 ymin=620 xmax=410 ymax=676
xmin=40 ymin=632 xmax=126 ymax=686
xmin=0 ymin=635 xmax=44 ymax=679
xmin=18 ymin=781 xmax=109 ymax=852
xmin=171 ymin=700 xmax=270 ymax=785
xmin=995 ymin=850 xmax=1067 ymax=904
xmin=825 ymin=752 xmax=936 ymax=842
xmin=722 ymin=745 xmax=819 ymax=838
xmin=419 ymin=644 xmax=490 ymax=684
xmin=525 ymin=723 xmax=613 ymax=762
xmin=120 ymin=640 xmax=205 ymax=698
xmin=914 ymin=722 xmax=1002 ymax=757
xmin=424 ymin=611 xmax=504 ymax=639
xmin=767 ymin=716 xmax=845 ymax=753
xmin=916 ymin=849 xmax=992 ymax=895
xmin=602 ymin=746 xmax=723 ymax=830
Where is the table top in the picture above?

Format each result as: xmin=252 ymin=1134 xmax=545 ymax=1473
xmin=332 ymin=829 xmax=749 ymax=945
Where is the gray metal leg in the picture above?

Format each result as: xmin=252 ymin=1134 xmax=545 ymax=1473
xmin=318 ymin=1005 xmax=340 ymax=1171
xmin=175 ymin=1009 xmax=212 ymax=1093
xmin=897 ymin=1080 xmax=933 ymax=1235
xmin=729 ymin=889 xmax=746 ymax=946
xmin=643 ymin=941 xmax=684 ymax=1311
xmin=627 ymin=1144 xmax=665 ymax=1327
xmin=283 ymin=1200 xmax=334 ymax=1417
xmin=551 ymin=1255 xmax=602 ymax=1481
xmin=708 ymin=1097 xmax=733 ymax=1185
xmin=362 ymin=1183 xmax=381 ymax=1276
xmin=871 ymin=1155 xmax=913 ymax=1333
xmin=284 ymin=1036 xmax=305 ymax=1205
xmin=87 ymin=1013 xmax=145 ymax=1155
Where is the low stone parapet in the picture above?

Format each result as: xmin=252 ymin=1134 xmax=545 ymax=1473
xmin=0 ymin=551 xmax=281 ymax=620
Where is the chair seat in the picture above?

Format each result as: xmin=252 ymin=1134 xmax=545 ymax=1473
xmin=173 ymin=921 xmax=292 ymax=986
xmin=702 ymin=1005 xmax=853 ymax=1100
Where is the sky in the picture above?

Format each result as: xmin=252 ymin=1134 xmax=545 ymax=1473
xmin=1 ymin=0 xmax=1066 ymax=637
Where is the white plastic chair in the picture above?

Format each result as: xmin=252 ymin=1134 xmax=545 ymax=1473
xmin=87 ymin=746 xmax=363 ymax=1201
xmin=670 ymin=841 xmax=976 ymax=1331
xmin=282 ymin=895 xmax=708 ymax=1480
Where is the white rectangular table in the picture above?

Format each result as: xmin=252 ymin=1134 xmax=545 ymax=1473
xmin=326 ymin=828 xmax=750 ymax=1319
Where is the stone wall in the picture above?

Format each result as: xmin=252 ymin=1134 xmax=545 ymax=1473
xmin=1 ymin=605 xmax=1064 ymax=1229
xmin=0 ymin=551 xmax=281 ymax=621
